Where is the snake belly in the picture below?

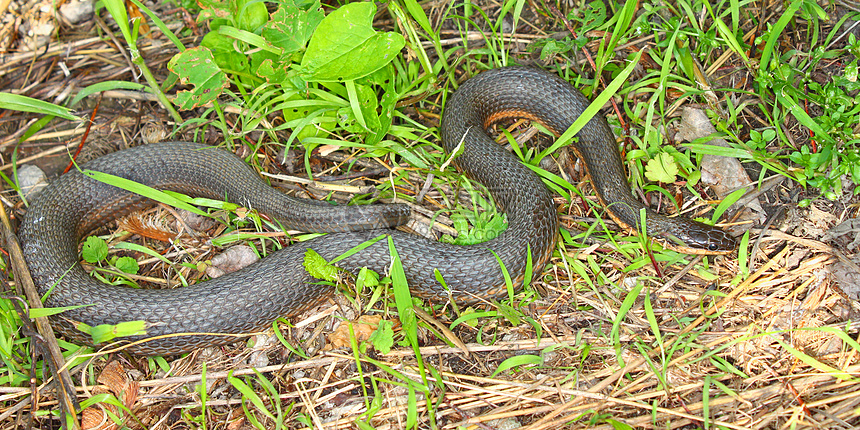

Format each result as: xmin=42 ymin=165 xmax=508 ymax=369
xmin=18 ymin=67 xmax=733 ymax=355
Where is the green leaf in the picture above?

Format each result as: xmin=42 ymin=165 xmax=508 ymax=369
xmin=711 ymin=187 xmax=745 ymax=222
xmin=605 ymin=418 xmax=635 ymax=430
xmin=300 ymin=2 xmax=405 ymax=82
xmin=228 ymin=374 xmax=277 ymax=420
xmin=83 ymin=170 xmax=209 ymax=217
xmin=612 ymin=281 xmax=643 ymax=367
xmin=114 ymin=256 xmax=140 ymax=275
xmin=355 ymin=266 xmax=379 ymax=290
xmin=449 ymin=310 xmax=497 ymax=329
xmin=339 ymin=81 xmax=380 ymax=133
xmin=167 ymin=46 xmax=230 ymax=110
xmin=28 ymin=304 xmax=90 ymax=318
xmin=496 ymin=302 xmax=521 ymax=326
xmin=128 ymin=0 xmax=186 ymax=52
xmin=200 ymin=31 xmax=249 ymax=72
xmin=387 ymin=236 xmax=417 ymax=346
xmin=539 ymin=49 xmax=644 ymax=159
xmin=0 ymin=93 xmax=82 ymax=121
xmin=235 ymin=0 xmax=267 ymax=33
xmin=491 ymin=354 xmax=541 ymax=377
xmin=367 ymin=319 xmax=394 ymax=354
xmin=262 ymin=2 xmax=324 ymax=55
xmin=217 ymin=25 xmax=280 ymax=54
xmin=774 ymin=338 xmax=852 ymax=380
xmin=644 ymin=152 xmax=679 ymax=183
xmin=758 ymin=0 xmax=803 ymax=73
xmin=114 ymin=242 xmax=175 ymax=265
xmin=712 ymin=16 xmax=749 ymax=64
xmin=78 ymin=320 xmax=148 ymax=344
xmin=69 ymin=81 xmax=148 ymax=107
xmin=776 ymin=90 xmax=835 ymax=144
xmin=303 ymin=248 xmax=338 ymax=281
xmin=82 ymin=236 xmax=108 ymax=263
xmin=101 ymin=0 xmax=133 ymax=47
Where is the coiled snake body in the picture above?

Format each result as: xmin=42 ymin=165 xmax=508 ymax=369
xmin=19 ymin=67 xmax=735 ymax=355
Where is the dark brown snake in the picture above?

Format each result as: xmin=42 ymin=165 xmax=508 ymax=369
xmin=19 ymin=67 xmax=736 ymax=355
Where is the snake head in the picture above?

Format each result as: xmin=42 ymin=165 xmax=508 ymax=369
xmin=661 ymin=220 xmax=737 ymax=255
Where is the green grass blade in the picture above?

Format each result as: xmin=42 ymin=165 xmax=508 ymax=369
xmin=0 ymin=93 xmax=81 ymax=121
xmin=539 ymin=50 xmax=644 ymax=160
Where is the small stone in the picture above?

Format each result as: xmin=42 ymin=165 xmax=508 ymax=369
xmin=17 ymin=165 xmax=48 ymax=200
xmin=59 ymin=0 xmax=94 ymax=25
xmin=246 ymin=350 xmax=269 ymax=368
xmin=177 ymin=209 xmax=217 ymax=232
xmin=486 ymin=418 xmax=522 ymax=429
xmin=206 ymin=245 xmax=260 ymax=278
xmin=20 ymin=21 xmax=55 ymax=51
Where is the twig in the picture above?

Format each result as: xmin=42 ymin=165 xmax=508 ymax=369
xmin=0 ymin=193 xmax=80 ymax=428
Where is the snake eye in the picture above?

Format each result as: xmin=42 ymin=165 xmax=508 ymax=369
xmin=708 ymin=243 xmax=719 ymax=251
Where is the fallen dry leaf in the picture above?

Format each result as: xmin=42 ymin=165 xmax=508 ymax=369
xmin=82 ymin=361 xmax=139 ymax=430
xmin=326 ymin=315 xmax=382 ymax=350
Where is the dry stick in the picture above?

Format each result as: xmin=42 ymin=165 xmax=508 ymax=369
xmin=0 ymin=204 xmax=81 ymax=428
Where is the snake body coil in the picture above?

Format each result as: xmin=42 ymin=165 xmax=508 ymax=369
xmin=19 ymin=67 xmax=735 ymax=355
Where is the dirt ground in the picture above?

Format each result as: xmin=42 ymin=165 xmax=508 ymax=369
xmin=1 ymin=0 xmax=859 ymax=429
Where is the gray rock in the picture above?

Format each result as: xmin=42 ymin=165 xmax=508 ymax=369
xmin=59 ymin=0 xmax=94 ymax=25
xmin=17 ymin=164 xmax=48 ymax=201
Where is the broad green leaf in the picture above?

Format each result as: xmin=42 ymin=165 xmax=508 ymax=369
xmin=255 ymin=57 xmax=290 ymax=83
xmin=303 ymin=248 xmax=338 ymax=281
xmin=356 ymin=266 xmax=379 ymax=290
xmin=200 ymin=31 xmax=249 ymax=72
xmin=262 ymin=2 xmax=324 ymax=55
xmin=235 ymin=0 xmax=267 ymax=33
xmin=367 ymin=319 xmax=394 ymax=354
xmin=644 ymin=152 xmax=679 ymax=183
xmin=300 ymin=2 xmax=405 ymax=82
xmin=167 ymin=46 xmax=230 ymax=110
xmin=114 ymin=256 xmax=140 ymax=275
xmin=82 ymin=236 xmax=108 ymax=263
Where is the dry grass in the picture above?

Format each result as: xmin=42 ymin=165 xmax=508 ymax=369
xmin=1 ymin=0 xmax=859 ymax=429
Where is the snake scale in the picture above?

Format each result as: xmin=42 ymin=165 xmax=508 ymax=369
xmin=19 ymin=67 xmax=735 ymax=355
